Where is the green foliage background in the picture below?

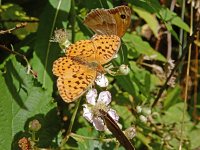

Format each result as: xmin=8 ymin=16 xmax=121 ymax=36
xmin=0 ymin=0 xmax=199 ymax=150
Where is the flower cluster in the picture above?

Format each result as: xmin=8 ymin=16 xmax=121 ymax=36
xmin=83 ymin=88 xmax=119 ymax=131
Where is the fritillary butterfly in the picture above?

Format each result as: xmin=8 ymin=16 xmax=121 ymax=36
xmin=83 ymin=5 xmax=131 ymax=37
xmin=52 ymin=35 xmax=121 ymax=103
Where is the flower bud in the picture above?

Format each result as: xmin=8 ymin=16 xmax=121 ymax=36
xmin=119 ymin=64 xmax=130 ymax=75
xmin=136 ymin=106 xmax=142 ymax=113
xmin=124 ymin=126 xmax=136 ymax=139
xmin=139 ymin=115 xmax=147 ymax=123
xmin=29 ymin=119 xmax=41 ymax=132
xmin=142 ymin=107 xmax=151 ymax=116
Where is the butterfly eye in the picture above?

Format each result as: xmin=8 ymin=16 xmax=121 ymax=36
xmin=120 ymin=14 xmax=126 ymax=19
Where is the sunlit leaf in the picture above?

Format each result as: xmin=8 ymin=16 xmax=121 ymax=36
xmin=0 ymin=57 xmax=57 ymax=149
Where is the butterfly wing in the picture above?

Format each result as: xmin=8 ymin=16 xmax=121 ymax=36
xmin=84 ymin=6 xmax=131 ymax=37
xmin=52 ymin=57 xmax=96 ymax=102
xmin=66 ymin=39 xmax=97 ymax=63
xmin=107 ymin=6 xmax=131 ymax=37
xmin=92 ymin=35 xmax=121 ymax=65
xmin=83 ymin=9 xmax=117 ymax=36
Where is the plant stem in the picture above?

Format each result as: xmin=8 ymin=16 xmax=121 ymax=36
xmin=60 ymin=98 xmax=80 ymax=147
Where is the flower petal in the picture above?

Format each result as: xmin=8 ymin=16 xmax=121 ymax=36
xmin=97 ymin=91 xmax=111 ymax=105
xmin=95 ymin=74 xmax=109 ymax=87
xmin=86 ymin=89 xmax=97 ymax=105
xmin=92 ymin=117 xmax=105 ymax=131
xmin=83 ymin=104 xmax=93 ymax=123
xmin=108 ymin=109 xmax=119 ymax=122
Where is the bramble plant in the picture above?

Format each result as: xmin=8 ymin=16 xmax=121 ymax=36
xmin=0 ymin=0 xmax=200 ymax=150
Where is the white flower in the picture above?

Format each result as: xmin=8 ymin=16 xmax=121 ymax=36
xmin=83 ymin=104 xmax=93 ymax=123
xmin=86 ymin=89 xmax=97 ymax=105
xmin=95 ymin=74 xmax=109 ymax=87
xmin=83 ymin=90 xmax=119 ymax=131
xmin=92 ymin=117 xmax=105 ymax=131
xmin=97 ymin=91 xmax=111 ymax=105
xmin=108 ymin=109 xmax=119 ymax=122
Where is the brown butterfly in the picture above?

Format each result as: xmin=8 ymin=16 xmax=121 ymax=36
xmin=84 ymin=5 xmax=131 ymax=38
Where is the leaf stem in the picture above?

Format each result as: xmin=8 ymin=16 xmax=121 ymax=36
xmin=70 ymin=132 xmax=116 ymax=142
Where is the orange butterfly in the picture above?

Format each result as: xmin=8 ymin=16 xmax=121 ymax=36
xmin=52 ymin=35 xmax=121 ymax=102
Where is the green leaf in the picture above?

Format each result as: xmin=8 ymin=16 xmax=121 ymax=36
xmin=113 ymin=105 xmax=135 ymax=128
xmin=189 ymin=123 xmax=200 ymax=149
xmin=31 ymin=0 xmax=71 ymax=93
xmin=163 ymin=86 xmax=181 ymax=110
xmin=133 ymin=6 xmax=160 ymax=38
xmin=129 ymin=61 xmax=162 ymax=101
xmin=165 ymin=23 xmax=179 ymax=41
xmin=0 ymin=57 xmax=57 ymax=149
xmin=161 ymin=103 xmax=190 ymax=124
xmin=158 ymin=8 xmax=190 ymax=32
xmin=75 ymin=127 xmax=101 ymax=150
xmin=124 ymin=33 xmax=167 ymax=62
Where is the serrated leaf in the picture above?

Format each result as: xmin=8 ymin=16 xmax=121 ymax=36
xmin=0 ymin=57 xmax=57 ymax=149
xmin=31 ymin=0 xmax=71 ymax=93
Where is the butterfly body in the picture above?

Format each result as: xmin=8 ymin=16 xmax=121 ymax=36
xmin=53 ymin=35 xmax=120 ymax=102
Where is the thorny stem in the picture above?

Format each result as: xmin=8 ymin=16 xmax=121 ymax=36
xmin=60 ymin=98 xmax=80 ymax=147
xmin=151 ymin=22 xmax=200 ymax=108
xmin=0 ymin=19 xmax=39 ymax=23
xmin=0 ymin=22 xmax=27 ymax=34
xmin=0 ymin=45 xmax=31 ymax=74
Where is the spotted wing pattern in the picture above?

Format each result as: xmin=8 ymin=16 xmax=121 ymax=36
xmin=53 ymin=57 xmax=96 ymax=102
xmin=52 ymin=35 xmax=121 ymax=103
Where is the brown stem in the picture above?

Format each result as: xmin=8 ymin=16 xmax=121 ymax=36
xmin=151 ymin=22 xmax=200 ymax=108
